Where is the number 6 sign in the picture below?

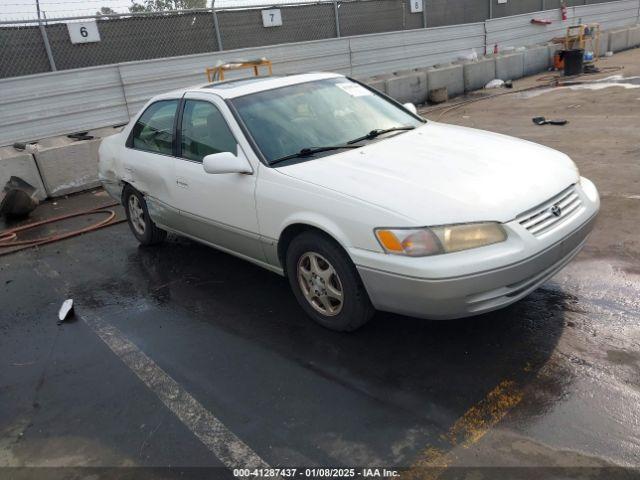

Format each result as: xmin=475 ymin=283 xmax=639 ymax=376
xmin=409 ymin=0 xmax=424 ymax=13
xmin=261 ymin=9 xmax=283 ymax=27
xmin=67 ymin=20 xmax=101 ymax=44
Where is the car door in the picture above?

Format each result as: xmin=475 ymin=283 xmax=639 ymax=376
xmin=123 ymin=97 xmax=181 ymax=229
xmin=172 ymin=92 xmax=264 ymax=262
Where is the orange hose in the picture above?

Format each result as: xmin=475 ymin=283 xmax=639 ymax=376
xmin=0 ymin=202 xmax=125 ymax=255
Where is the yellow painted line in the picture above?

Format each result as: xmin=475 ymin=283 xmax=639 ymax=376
xmin=403 ymin=380 xmax=524 ymax=480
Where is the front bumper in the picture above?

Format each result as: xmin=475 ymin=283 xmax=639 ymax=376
xmin=354 ymin=178 xmax=599 ymax=319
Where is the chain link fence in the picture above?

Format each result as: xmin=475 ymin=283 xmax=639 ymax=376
xmin=0 ymin=0 xmax=622 ymax=79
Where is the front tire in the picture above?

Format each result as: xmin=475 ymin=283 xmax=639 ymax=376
xmin=285 ymin=231 xmax=374 ymax=332
xmin=123 ymin=186 xmax=166 ymax=246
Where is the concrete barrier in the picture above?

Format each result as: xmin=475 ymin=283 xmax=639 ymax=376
xmin=627 ymin=25 xmax=640 ymax=48
xmin=596 ymin=31 xmax=609 ymax=56
xmin=385 ymin=71 xmax=428 ymax=105
xmin=363 ymin=73 xmax=395 ymax=94
xmin=523 ymin=45 xmax=550 ymax=76
xmin=424 ymin=63 xmax=464 ymax=99
xmin=0 ymin=146 xmax=47 ymax=200
xmin=609 ymin=28 xmax=630 ymax=52
xmin=33 ymin=127 xmax=122 ymax=198
xmin=463 ymin=57 xmax=496 ymax=92
xmin=495 ymin=51 xmax=525 ymax=81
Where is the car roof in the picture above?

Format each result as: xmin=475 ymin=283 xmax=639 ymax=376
xmin=186 ymin=72 xmax=345 ymax=99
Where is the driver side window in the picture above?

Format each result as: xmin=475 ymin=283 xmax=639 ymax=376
xmin=180 ymin=100 xmax=237 ymax=163
xmin=129 ymin=100 xmax=178 ymax=155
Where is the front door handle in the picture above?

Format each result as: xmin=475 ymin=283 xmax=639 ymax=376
xmin=176 ymin=178 xmax=189 ymax=189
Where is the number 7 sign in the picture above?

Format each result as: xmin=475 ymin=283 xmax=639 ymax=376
xmin=261 ymin=9 xmax=283 ymax=27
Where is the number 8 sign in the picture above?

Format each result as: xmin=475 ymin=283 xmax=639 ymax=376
xmin=67 ymin=20 xmax=101 ymax=44
xmin=409 ymin=0 xmax=424 ymax=13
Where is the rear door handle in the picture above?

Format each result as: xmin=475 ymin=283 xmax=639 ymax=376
xmin=176 ymin=178 xmax=189 ymax=188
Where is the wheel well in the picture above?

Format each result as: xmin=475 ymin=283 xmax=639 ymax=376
xmin=277 ymin=224 xmax=344 ymax=273
xmin=121 ymin=181 xmax=132 ymax=203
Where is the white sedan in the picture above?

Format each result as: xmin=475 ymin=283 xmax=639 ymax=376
xmin=98 ymin=72 xmax=600 ymax=331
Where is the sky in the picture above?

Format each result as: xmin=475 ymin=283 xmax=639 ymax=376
xmin=0 ymin=0 xmax=134 ymax=21
xmin=0 ymin=0 xmax=307 ymax=21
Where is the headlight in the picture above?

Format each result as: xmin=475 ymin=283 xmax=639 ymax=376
xmin=375 ymin=222 xmax=507 ymax=257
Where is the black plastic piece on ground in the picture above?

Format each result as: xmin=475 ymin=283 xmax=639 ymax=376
xmin=532 ymin=117 xmax=568 ymax=126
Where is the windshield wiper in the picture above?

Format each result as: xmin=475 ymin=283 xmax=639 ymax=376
xmin=269 ymin=144 xmax=361 ymax=166
xmin=346 ymin=125 xmax=416 ymax=145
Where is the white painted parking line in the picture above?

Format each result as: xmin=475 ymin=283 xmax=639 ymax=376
xmin=83 ymin=312 xmax=271 ymax=470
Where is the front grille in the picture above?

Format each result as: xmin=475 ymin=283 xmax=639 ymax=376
xmin=518 ymin=185 xmax=583 ymax=237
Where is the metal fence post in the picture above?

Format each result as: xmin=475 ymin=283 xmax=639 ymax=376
xmin=422 ymin=0 xmax=427 ymax=28
xmin=488 ymin=0 xmax=493 ymax=19
xmin=211 ymin=4 xmax=223 ymax=51
xmin=541 ymin=0 xmax=546 ymax=11
xmin=334 ymin=0 xmax=341 ymax=38
xmin=36 ymin=2 xmax=56 ymax=71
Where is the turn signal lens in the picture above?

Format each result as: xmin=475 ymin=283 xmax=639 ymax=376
xmin=375 ymin=223 xmax=506 ymax=257
xmin=375 ymin=228 xmax=441 ymax=257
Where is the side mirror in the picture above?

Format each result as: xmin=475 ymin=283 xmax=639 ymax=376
xmin=403 ymin=102 xmax=418 ymax=115
xmin=202 ymin=150 xmax=252 ymax=174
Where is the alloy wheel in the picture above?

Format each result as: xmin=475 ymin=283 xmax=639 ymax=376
xmin=128 ymin=194 xmax=146 ymax=236
xmin=297 ymin=252 xmax=344 ymax=316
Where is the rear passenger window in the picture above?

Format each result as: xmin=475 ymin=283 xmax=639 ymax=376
xmin=130 ymin=100 xmax=178 ymax=155
xmin=180 ymin=100 xmax=237 ymax=162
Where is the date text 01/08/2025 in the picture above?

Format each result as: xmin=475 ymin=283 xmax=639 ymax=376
xmin=233 ymin=468 xmax=400 ymax=477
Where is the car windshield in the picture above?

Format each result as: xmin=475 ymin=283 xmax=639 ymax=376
xmin=230 ymin=78 xmax=424 ymax=164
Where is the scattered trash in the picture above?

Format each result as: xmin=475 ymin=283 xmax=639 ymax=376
xmin=485 ymin=79 xmax=505 ymax=89
xmin=0 ymin=177 xmax=39 ymax=219
xmin=504 ymin=80 xmax=513 ymax=89
xmin=532 ymin=117 xmax=568 ymax=126
xmin=57 ymin=299 xmax=74 ymax=325
xmin=459 ymin=49 xmax=478 ymax=61
xmin=13 ymin=142 xmax=38 ymax=153
xmin=605 ymin=51 xmax=613 ymax=57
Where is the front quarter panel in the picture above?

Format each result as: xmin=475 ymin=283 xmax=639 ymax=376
xmin=256 ymin=166 xmax=413 ymax=267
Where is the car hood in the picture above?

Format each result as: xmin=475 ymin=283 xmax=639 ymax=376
xmin=276 ymin=122 xmax=579 ymax=225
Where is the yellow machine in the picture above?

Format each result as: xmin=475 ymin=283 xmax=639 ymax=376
xmin=565 ymin=23 xmax=601 ymax=63
xmin=205 ymin=58 xmax=273 ymax=83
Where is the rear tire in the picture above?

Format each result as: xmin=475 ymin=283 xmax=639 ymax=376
xmin=285 ymin=231 xmax=375 ymax=332
xmin=123 ymin=186 xmax=166 ymax=246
